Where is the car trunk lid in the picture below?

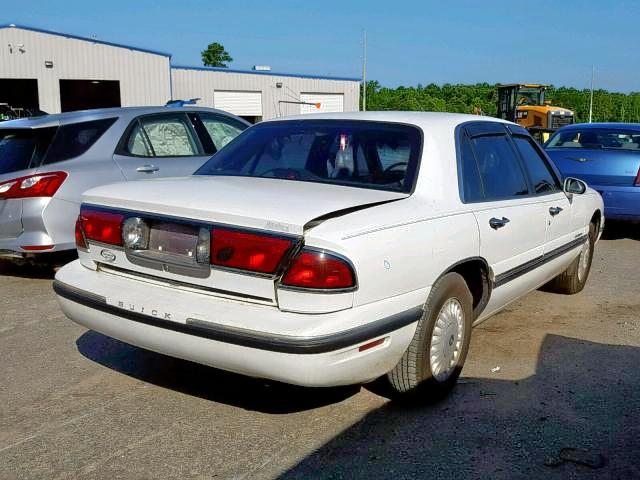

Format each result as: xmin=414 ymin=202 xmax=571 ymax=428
xmin=82 ymin=176 xmax=408 ymax=304
xmin=547 ymin=147 xmax=640 ymax=187
xmin=83 ymin=175 xmax=408 ymax=236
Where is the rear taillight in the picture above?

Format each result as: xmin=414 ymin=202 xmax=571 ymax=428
xmin=75 ymin=215 xmax=87 ymax=249
xmin=281 ymin=249 xmax=355 ymax=290
xmin=0 ymin=172 xmax=67 ymax=200
xmin=635 ymin=166 xmax=640 ymax=186
xmin=211 ymin=228 xmax=294 ymax=274
xmin=80 ymin=208 xmax=125 ymax=246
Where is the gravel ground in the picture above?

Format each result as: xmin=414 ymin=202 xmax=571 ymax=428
xmin=1 ymin=226 xmax=639 ymax=480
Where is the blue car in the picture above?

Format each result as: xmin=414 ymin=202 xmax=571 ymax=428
xmin=545 ymin=123 xmax=640 ymax=222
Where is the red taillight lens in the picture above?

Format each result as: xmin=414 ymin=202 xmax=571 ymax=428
xmin=0 ymin=172 xmax=67 ymax=200
xmin=75 ymin=215 xmax=87 ymax=249
xmin=80 ymin=208 xmax=124 ymax=246
xmin=21 ymin=245 xmax=54 ymax=251
xmin=635 ymin=166 xmax=640 ymax=186
xmin=211 ymin=228 xmax=294 ymax=274
xmin=281 ymin=250 xmax=355 ymax=290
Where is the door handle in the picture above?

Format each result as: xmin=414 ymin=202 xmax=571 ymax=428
xmin=549 ymin=206 xmax=564 ymax=216
xmin=489 ymin=217 xmax=510 ymax=230
xmin=136 ymin=164 xmax=159 ymax=173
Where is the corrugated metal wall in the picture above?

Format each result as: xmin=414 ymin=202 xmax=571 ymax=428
xmin=0 ymin=27 xmax=171 ymax=113
xmin=171 ymin=67 xmax=360 ymax=120
xmin=0 ymin=26 xmax=360 ymax=119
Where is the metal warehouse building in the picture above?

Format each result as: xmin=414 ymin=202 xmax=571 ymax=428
xmin=0 ymin=24 xmax=360 ymax=122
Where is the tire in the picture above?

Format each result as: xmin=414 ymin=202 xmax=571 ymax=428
xmin=544 ymin=222 xmax=596 ymax=295
xmin=387 ymin=272 xmax=473 ymax=402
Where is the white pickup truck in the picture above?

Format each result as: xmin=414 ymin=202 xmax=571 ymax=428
xmin=54 ymin=112 xmax=604 ymax=401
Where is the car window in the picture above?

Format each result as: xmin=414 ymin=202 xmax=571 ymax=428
xmin=0 ymin=128 xmax=56 ymax=174
xmin=126 ymin=114 xmax=200 ymax=157
xmin=470 ymin=134 xmax=529 ymax=199
xmin=547 ymin=128 xmax=640 ymax=151
xmin=244 ymin=133 xmax=313 ymax=175
xmin=195 ymin=120 xmax=422 ymax=193
xmin=44 ymin=118 xmax=117 ymax=164
xmin=127 ymin=123 xmax=153 ymax=156
xmin=198 ymin=114 xmax=246 ymax=151
xmin=512 ymin=136 xmax=559 ymax=194
xmin=376 ymin=140 xmax=412 ymax=170
xmin=459 ymin=134 xmax=484 ymax=202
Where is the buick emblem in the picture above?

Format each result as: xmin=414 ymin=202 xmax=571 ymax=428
xmin=100 ymin=249 xmax=116 ymax=263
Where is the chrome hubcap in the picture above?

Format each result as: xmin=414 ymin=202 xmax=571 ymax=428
xmin=578 ymin=240 xmax=591 ymax=282
xmin=430 ymin=298 xmax=465 ymax=382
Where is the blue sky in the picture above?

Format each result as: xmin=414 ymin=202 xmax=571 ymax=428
xmin=4 ymin=0 xmax=638 ymax=92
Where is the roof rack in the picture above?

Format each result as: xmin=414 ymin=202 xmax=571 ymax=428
xmin=165 ymin=98 xmax=201 ymax=108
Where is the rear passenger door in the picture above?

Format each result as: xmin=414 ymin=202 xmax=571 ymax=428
xmin=113 ymin=113 xmax=211 ymax=180
xmin=459 ymin=122 xmax=548 ymax=311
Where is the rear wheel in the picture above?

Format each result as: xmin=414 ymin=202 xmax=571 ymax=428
xmin=544 ymin=223 xmax=596 ymax=295
xmin=387 ymin=272 xmax=473 ymax=401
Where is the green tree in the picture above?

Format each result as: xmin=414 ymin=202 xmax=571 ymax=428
xmin=201 ymin=42 xmax=233 ymax=68
xmin=363 ymin=81 xmax=640 ymax=123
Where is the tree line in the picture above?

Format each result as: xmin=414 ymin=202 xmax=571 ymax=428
xmin=364 ymin=81 xmax=640 ymax=123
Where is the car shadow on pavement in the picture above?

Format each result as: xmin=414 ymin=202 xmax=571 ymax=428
xmin=0 ymin=259 xmax=56 ymax=279
xmin=75 ymin=330 xmax=359 ymax=414
xmin=602 ymin=221 xmax=640 ymax=241
xmin=281 ymin=334 xmax=640 ymax=480
xmin=0 ymin=252 xmax=76 ymax=279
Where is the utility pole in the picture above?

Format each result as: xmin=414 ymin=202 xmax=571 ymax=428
xmin=588 ymin=65 xmax=594 ymax=123
xmin=362 ymin=30 xmax=367 ymax=112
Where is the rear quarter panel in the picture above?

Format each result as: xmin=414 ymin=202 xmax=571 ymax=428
xmin=304 ymin=195 xmax=480 ymax=308
xmin=34 ymin=117 xmax=129 ymax=247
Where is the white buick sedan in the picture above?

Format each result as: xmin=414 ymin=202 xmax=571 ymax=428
xmin=54 ymin=112 xmax=603 ymax=400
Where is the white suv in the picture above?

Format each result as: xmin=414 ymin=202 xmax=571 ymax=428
xmin=53 ymin=112 xmax=603 ymax=401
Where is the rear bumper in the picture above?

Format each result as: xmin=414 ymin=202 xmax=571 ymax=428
xmin=54 ymin=260 xmax=423 ymax=387
xmin=0 ymin=197 xmax=77 ymax=257
xmin=593 ymin=185 xmax=640 ymax=221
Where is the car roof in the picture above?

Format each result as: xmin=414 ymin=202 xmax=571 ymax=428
xmin=0 ymin=106 xmax=246 ymax=129
xmin=557 ymin=122 xmax=640 ymax=131
xmin=263 ymin=111 xmax=513 ymax=130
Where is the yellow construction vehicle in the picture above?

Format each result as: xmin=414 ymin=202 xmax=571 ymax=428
xmin=496 ymin=84 xmax=574 ymax=142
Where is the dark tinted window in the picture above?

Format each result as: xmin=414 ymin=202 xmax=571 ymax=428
xmin=512 ymin=136 xmax=559 ymax=194
xmin=44 ymin=118 xmax=116 ymax=164
xmin=546 ymin=128 xmax=640 ymax=151
xmin=471 ymin=134 xmax=529 ymax=199
xmin=459 ymin=134 xmax=483 ymax=202
xmin=0 ymin=128 xmax=56 ymax=174
xmin=196 ymin=120 xmax=422 ymax=193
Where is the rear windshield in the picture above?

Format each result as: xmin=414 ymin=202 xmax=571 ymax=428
xmin=547 ymin=128 xmax=640 ymax=151
xmin=195 ymin=120 xmax=422 ymax=193
xmin=0 ymin=128 xmax=56 ymax=175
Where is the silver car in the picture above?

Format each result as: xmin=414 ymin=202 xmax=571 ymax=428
xmin=0 ymin=106 xmax=249 ymax=260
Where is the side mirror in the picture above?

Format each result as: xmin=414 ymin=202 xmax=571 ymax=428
xmin=563 ymin=177 xmax=587 ymax=196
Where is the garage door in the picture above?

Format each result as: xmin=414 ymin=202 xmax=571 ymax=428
xmin=59 ymin=80 xmax=121 ymax=112
xmin=214 ymin=91 xmax=263 ymax=116
xmin=300 ymin=93 xmax=344 ymax=114
xmin=0 ymin=79 xmax=39 ymax=110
